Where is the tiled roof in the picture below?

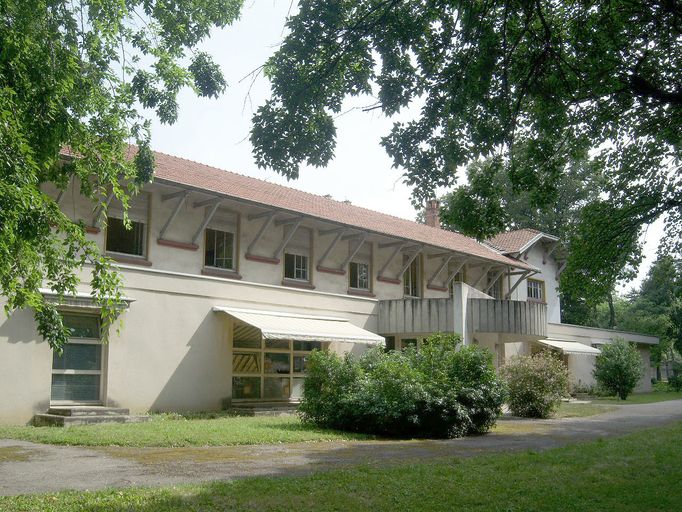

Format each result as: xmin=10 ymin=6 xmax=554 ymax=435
xmin=486 ymin=228 xmax=556 ymax=254
xmin=63 ymin=146 xmax=532 ymax=270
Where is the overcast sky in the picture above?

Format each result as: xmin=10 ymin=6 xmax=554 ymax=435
xmin=148 ymin=0 xmax=664 ymax=293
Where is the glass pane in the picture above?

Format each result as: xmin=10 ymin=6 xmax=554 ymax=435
xmin=51 ymin=374 xmax=100 ymax=401
xmin=232 ymin=353 xmax=260 ymax=374
xmin=384 ymin=336 xmax=396 ymax=351
xmin=291 ymin=378 xmax=305 ymax=399
xmin=284 ymin=253 xmax=295 ymax=279
xmin=52 ymin=343 xmax=101 ymax=371
xmin=232 ymin=377 xmax=261 ymax=399
xmin=234 ymin=338 xmax=261 ymax=349
xmin=62 ymin=315 xmax=99 ymax=339
xmin=265 ymin=339 xmax=290 ymax=350
xmin=106 ymin=217 xmax=145 ymax=256
xmin=264 ymin=353 xmax=290 ymax=374
xmin=264 ymin=377 xmax=290 ymax=399
xmin=293 ymin=340 xmax=322 ymax=351
xmin=205 ymin=229 xmax=216 ymax=266
xmin=349 ymin=262 xmax=358 ymax=288
xmin=293 ymin=355 xmax=308 ymax=373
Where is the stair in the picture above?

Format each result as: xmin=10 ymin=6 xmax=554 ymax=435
xmin=227 ymin=402 xmax=299 ymax=417
xmin=32 ymin=406 xmax=151 ymax=427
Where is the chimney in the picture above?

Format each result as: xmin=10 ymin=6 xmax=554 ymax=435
xmin=424 ymin=199 xmax=440 ymax=228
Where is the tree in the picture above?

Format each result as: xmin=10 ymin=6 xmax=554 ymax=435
xmin=594 ymin=339 xmax=643 ymax=400
xmin=1 ymin=1 xmax=243 ymax=351
xmin=439 ymin=150 xmax=604 ymax=324
xmin=251 ymin=0 xmax=681 ymax=303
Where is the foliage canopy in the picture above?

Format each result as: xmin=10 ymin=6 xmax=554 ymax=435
xmin=0 ymin=0 xmax=242 ymax=350
xmin=594 ymin=339 xmax=643 ymax=400
xmin=253 ymin=0 xmax=681 ymax=300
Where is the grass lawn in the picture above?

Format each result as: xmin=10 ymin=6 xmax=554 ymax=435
xmin=0 ymin=414 xmax=373 ymax=448
xmin=2 ymin=421 xmax=681 ymax=511
xmin=594 ymin=390 xmax=682 ymax=404
xmin=553 ymin=401 xmax=616 ymax=418
xmin=0 ymin=402 xmax=616 ymax=448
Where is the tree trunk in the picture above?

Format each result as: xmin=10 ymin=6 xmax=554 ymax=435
xmin=608 ymin=293 xmax=616 ymax=329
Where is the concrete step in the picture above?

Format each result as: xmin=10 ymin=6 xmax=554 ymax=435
xmin=47 ymin=406 xmax=130 ymax=417
xmin=33 ymin=413 xmax=151 ymax=427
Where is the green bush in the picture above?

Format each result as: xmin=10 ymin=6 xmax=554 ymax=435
xmin=501 ymin=351 xmax=569 ymax=418
xmin=668 ymin=374 xmax=682 ymax=392
xmin=593 ymin=339 xmax=642 ymax=400
xmin=298 ymin=333 xmax=505 ymax=438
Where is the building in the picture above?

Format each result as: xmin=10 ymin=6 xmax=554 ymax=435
xmin=0 ymin=150 xmax=658 ymax=424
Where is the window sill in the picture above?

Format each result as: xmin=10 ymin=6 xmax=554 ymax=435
xmin=245 ymin=253 xmax=280 ymax=265
xmin=282 ymin=279 xmax=315 ymax=290
xmin=527 ymin=299 xmax=546 ymax=304
xmin=316 ymin=265 xmax=346 ymax=275
xmin=377 ymin=275 xmax=401 ymax=285
xmin=347 ymin=288 xmax=375 ymax=298
xmin=201 ymin=267 xmax=242 ymax=280
xmin=157 ymin=238 xmax=199 ymax=251
xmin=85 ymin=226 xmax=101 ymax=234
xmin=107 ymin=253 xmax=152 ymax=267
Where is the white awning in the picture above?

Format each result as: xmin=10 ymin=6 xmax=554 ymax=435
xmin=537 ymin=339 xmax=601 ymax=356
xmin=213 ymin=306 xmax=385 ymax=344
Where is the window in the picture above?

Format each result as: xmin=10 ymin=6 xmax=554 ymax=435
xmin=106 ymin=218 xmax=145 ymax=256
xmin=51 ymin=314 xmax=102 ymax=402
xmin=349 ymin=240 xmax=371 ymax=290
xmin=403 ymin=254 xmax=421 ymax=297
xmin=105 ymin=193 xmax=149 ymax=257
xmin=205 ymin=207 xmax=238 ymax=271
xmin=205 ymin=228 xmax=235 ymax=270
xmin=487 ymin=271 xmax=503 ymax=299
xmin=231 ymin=336 xmax=325 ymax=401
xmin=527 ymin=278 xmax=545 ymax=302
xmin=283 ymin=226 xmax=311 ymax=282
xmin=448 ymin=263 xmax=466 ymax=297
xmin=284 ymin=253 xmax=308 ymax=280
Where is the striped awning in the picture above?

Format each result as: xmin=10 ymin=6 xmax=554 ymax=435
xmin=537 ymin=339 xmax=601 ymax=356
xmin=213 ymin=306 xmax=385 ymax=344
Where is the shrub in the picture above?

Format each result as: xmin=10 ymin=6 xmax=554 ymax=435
xmin=501 ymin=351 xmax=569 ymax=418
xmin=593 ymin=338 xmax=643 ymax=400
xmin=298 ymin=333 xmax=505 ymax=438
xmin=669 ymin=374 xmax=682 ymax=392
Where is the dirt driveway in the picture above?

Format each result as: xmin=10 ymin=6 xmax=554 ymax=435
xmin=1 ymin=400 xmax=681 ymax=497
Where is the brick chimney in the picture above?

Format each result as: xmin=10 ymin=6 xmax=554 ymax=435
xmin=424 ymin=199 xmax=440 ymax=228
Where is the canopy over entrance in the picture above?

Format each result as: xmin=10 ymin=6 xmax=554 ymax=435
xmin=537 ymin=339 xmax=601 ymax=356
xmin=213 ymin=306 xmax=385 ymax=344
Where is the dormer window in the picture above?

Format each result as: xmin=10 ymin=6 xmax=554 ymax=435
xmin=349 ymin=239 xmax=371 ymax=291
xmin=284 ymin=226 xmax=311 ymax=282
xmin=403 ymin=254 xmax=421 ymax=298
xmin=204 ymin=208 xmax=238 ymax=271
xmin=527 ymin=278 xmax=545 ymax=303
xmin=105 ymin=193 xmax=149 ymax=258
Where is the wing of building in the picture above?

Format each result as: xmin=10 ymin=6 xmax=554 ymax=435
xmin=0 ymin=150 xmax=658 ymax=424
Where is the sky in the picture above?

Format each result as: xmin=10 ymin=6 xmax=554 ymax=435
xmin=148 ymin=0 xmax=665 ymax=294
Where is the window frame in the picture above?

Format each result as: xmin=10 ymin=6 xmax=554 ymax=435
xmin=403 ymin=254 xmax=421 ymax=298
xmin=349 ymin=261 xmax=370 ymax=291
xmin=104 ymin=192 xmax=150 ymax=260
xmin=232 ymin=338 xmax=325 ymax=401
xmin=527 ymin=278 xmax=546 ymax=303
xmin=284 ymin=253 xmax=309 ymax=281
xmin=204 ymin=228 xmax=236 ymax=271
xmin=51 ymin=313 xmax=105 ymax=405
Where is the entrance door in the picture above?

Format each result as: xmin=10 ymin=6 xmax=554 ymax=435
xmin=51 ymin=314 xmax=103 ymax=403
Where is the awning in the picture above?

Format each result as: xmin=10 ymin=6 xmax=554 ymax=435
xmin=537 ymin=339 xmax=601 ymax=356
xmin=213 ymin=306 xmax=385 ymax=344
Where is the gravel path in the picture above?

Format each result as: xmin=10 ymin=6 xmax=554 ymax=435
xmin=1 ymin=400 xmax=681 ymax=497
